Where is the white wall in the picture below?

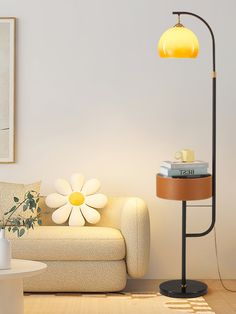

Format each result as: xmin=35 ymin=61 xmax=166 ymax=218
xmin=0 ymin=0 xmax=235 ymax=279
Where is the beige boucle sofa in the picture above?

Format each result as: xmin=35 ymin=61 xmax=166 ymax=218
xmin=9 ymin=196 xmax=150 ymax=292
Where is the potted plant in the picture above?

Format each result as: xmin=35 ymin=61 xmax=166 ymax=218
xmin=0 ymin=190 xmax=42 ymax=269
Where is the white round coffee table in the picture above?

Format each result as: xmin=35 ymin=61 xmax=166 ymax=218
xmin=0 ymin=259 xmax=47 ymax=314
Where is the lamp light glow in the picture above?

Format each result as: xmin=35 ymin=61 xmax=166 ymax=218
xmin=158 ymin=24 xmax=199 ymax=58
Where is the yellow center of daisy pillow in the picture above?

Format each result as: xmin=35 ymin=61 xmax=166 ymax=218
xmin=69 ymin=192 xmax=85 ymax=206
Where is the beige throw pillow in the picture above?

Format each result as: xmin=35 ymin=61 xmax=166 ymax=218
xmin=0 ymin=181 xmax=41 ymax=221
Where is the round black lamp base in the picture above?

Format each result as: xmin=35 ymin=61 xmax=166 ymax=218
xmin=160 ymin=280 xmax=208 ymax=298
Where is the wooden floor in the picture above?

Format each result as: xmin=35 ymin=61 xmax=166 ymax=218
xmin=25 ymin=280 xmax=236 ymax=314
xmin=25 ymin=292 xmax=192 ymax=314
xmin=125 ymin=279 xmax=236 ymax=314
xmin=204 ymin=280 xmax=236 ymax=314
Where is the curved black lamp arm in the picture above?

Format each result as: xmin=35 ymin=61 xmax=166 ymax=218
xmin=173 ymin=11 xmax=216 ymax=237
xmin=173 ymin=12 xmax=216 ymax=71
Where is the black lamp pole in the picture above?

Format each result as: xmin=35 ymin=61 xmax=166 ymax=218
xmin=160 ymin=12 xmax=216 ymax=298
xmin=172 ymin=11 xmax=216 ymax=237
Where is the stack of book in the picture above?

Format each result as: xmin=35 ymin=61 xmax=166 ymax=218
xmin=159 ymin=160 xmax=209 ymax=178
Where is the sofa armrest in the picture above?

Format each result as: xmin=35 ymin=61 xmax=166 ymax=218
xmin=121 ymin=198 xmax=150 ymax=278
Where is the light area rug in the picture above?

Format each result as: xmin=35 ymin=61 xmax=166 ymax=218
xmin=24 ymin=293 xmax=215 ymax=314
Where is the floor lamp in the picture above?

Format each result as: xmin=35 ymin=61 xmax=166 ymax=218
xmin=157 ymin=12 xmax=216 ymax=298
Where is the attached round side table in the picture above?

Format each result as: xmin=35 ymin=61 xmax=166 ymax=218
xmin=0 ymin=259 xmax=47 ymax=314
xmin=156 ymin=174 xmax=212 ymax=298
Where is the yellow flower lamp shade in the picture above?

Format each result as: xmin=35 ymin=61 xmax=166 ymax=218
xmin=158 ymin=24 xmax=199 ymax=58
xmin=46 ymin=173 xmax=108 ymax=226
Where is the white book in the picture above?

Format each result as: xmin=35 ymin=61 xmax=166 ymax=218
xmin=161 ymin=160 xmax=209 ymax=170
xmin=160 ymin=166 xmax=208 ymax=177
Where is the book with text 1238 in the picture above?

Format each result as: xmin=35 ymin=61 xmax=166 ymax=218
xmin=160 ymin=160 xmax=209 ymax=170
xmin=160 ymin=166 xmax=208 ymax=177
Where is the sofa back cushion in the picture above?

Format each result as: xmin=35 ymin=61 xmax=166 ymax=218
xmin=0 ymin=181 xmax=41 ymax=221
xmin=39 ymin=197 xmax=64 ymax=226
xmin=39 ymin=196 xmax=128 ymax=229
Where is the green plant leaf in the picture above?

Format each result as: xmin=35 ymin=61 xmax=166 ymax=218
xmin=4 ymin=205 xmax=17 ymax=215
xmin=29 ymin=199 xmax=36 ymax=210
xmin=27 ymin=192 xmax=33 ymax=199
xmin=19 ymin=228 xmax=25 ymax=237
xmin=14 ymin=197 xmax=19 ymax=203
xmin=38 ymin=219 xmax=42 ymax=225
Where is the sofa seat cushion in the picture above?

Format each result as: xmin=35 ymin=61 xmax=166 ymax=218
xmin=8 ymin=226 xmax=125 ymax=261
xmin=23 ymin=260 xmax=126 ymax=292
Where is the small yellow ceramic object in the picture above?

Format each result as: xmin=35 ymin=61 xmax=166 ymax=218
xmin=175 ymin=149 xmax=195 ymax=162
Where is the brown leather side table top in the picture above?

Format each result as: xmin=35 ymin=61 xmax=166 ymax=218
xmin=156 ymin=174 xmax=212 ymax=201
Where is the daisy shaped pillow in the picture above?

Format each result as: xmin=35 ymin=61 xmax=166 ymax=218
xmin=46 ymin=173 xmax=108 ymax=226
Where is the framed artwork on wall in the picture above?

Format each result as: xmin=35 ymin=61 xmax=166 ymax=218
xmin=0 ymin=17 xmax=16 ymax=163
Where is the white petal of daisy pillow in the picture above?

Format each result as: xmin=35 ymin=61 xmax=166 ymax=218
xmin=46 ymin=173 xmax=108 ymax=226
